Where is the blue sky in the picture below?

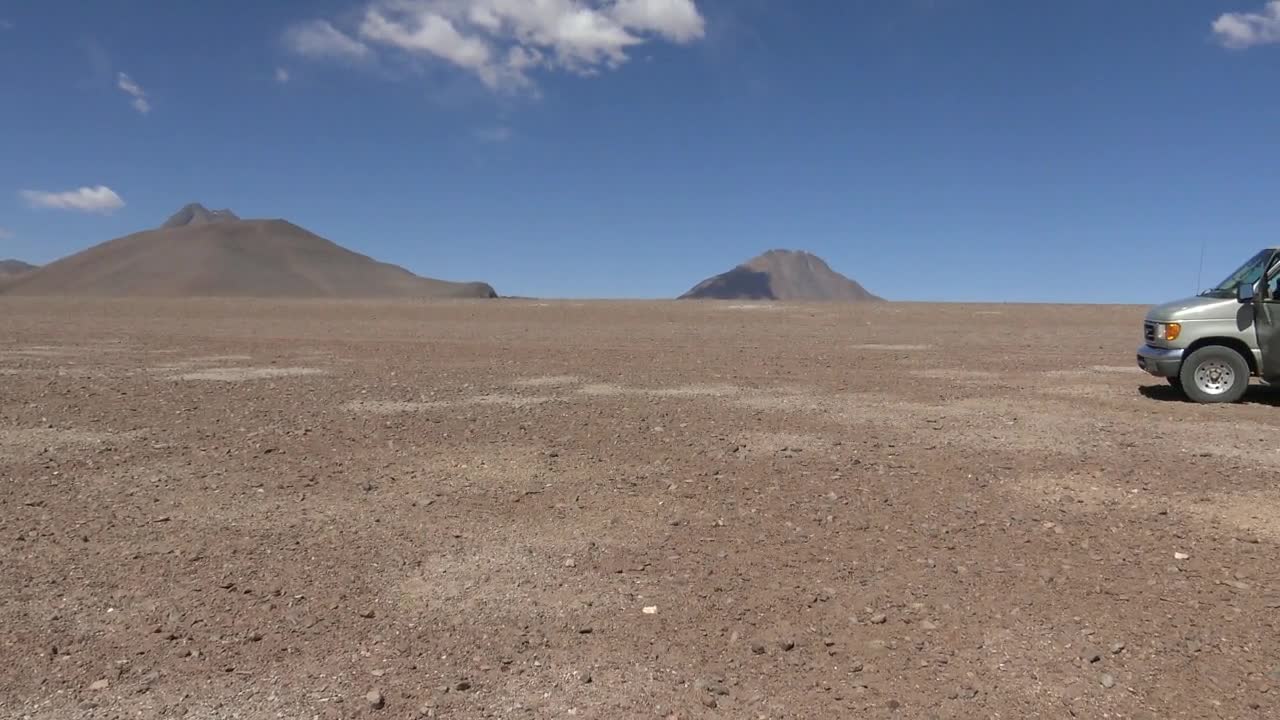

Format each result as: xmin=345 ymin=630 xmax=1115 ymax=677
xmin=1 ymin=0 xmax=1278 ymax=302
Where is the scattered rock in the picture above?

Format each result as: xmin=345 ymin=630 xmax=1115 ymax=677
xmin=1100 ymin=674 xmax=1115 ymax=689
xmin=1110 ymin=642 xmax=1126 ymax=655
xmin=779 ymin=639 xmax=795 ymax=652
xmin=366 ymin=689 xmax=385 ymax=710
xmin=751 ymin=642 xmax=767 ymax=655
xmin=563 ymin=558 xmax=577 ymax=568
xmin=455 ymin=680 xmax=472 ymax=692
xmin=870 ymin=613 xmax=887 ymax=625
xmin=88 ymin=679 xmax=110 ymax=691
xmin=358 ymin=609 xmax=375 ymax=619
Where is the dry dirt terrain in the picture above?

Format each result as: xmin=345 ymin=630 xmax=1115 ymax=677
xmin=2 ymin=299 xmax=1279 ymax=720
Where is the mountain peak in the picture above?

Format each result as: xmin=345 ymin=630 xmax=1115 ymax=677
xmin=680 ymin=249 xmax=882 ymax=302
xmin=162 ymin=203 xmax=240 ymax=229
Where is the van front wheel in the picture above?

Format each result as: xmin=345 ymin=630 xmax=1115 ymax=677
xmin=1178 ymin=346 xmax=1250 ymax=404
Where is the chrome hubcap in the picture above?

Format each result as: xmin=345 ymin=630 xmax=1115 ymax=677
xmin=1194 ymin=360 xmax=1236 ymax=395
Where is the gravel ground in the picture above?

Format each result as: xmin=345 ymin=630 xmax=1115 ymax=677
xmin=2 ymin=298 xmax=1278 ymax=719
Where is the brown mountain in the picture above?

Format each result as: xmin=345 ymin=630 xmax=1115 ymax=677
xmin=0 ymin=259 xmax=37 ymax=276
xmin=0 ymin=205 xmax=497 ymax=299
xmin=679 ymin=249 xmax=882 ymax=302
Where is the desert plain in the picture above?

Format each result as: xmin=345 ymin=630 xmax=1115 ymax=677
xmin=2 ymin=298 xmax=1279 ymax=719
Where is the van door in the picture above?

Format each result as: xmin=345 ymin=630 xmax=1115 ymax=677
xmin=1252 ymin=253 xmax=1280 ymax=380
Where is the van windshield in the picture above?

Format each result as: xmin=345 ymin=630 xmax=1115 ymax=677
xmin=1201 ymin=249 xmax=1273 ymax=298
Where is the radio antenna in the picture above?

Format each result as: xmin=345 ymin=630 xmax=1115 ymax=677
xmin=1196 ymin=240 xmax=1206 ymax=293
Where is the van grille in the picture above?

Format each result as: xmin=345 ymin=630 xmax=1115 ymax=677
xmin=1144 ymin=322 xmax=1156 ymax=342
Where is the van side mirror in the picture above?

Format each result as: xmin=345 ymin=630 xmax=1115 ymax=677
xmin=1238 ymin=283 xmax=1256 ymax=304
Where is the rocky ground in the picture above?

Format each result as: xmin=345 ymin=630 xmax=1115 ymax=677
xmin=2 ymin=298 xmax=1278 ymax=720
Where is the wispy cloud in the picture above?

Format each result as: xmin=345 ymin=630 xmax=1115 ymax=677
xmin=1214 ymin=1 xmax=1280 ymax=48
xmin=276 ymin=66 xmax=291 ymax=83
xmin=20 ymin=186 xmax=125 ymax=214
xmin=284 ymin=19 xmax=371 ymax=60
xmin=116 ymin=72 xmax=151 ymax=114
xmin=474 ymin=125 xmax=512 ymax=142
xmin=288 ymin=0 xmax=706 ymax=91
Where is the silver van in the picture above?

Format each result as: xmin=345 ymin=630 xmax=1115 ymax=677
xmin=1137 ymin=248 xmax=1280 ymax=403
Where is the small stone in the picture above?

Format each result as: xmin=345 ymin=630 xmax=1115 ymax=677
xmin=578 ymin=626 xmax=593 ymax=634
xmin=78 ymin=701 xmax=99 ymax=711
xmin=1100 ymin=674 xmax=1115 ymax=689
xmin=823 ymin=638 xmax=836 ymax=647
xmin=1110 ymin=642 xmax=1126 ymax=655
xmin=248 ymin=631 xmax=263 ymax=642
xmin=779 ymin=639 xmax=795 ymax=652
xmin=366 ymin=689 xmax=385 ymax=710
xmin=701 ymin=696 xmax=717 ymax=709
xmin=920 ymin=620 xmax=938 ymax=631
xmin=580 ymin=671 xmax=593 ymax=684
xmin=1174 ymin=552 xmax=1189 ymax=560
xmin=455 ymin=680 xmax=471 ymax=692
xmin=563 ymin=558 xmax=577 ymax=568
xmin=750 ymin=642 xmax=766 ymax=655
xmin=886 ymin=699 xmax=901 ymax=710
xmin=870 ymin=613 xmax=887 ymax=625
xmin=89 ymin=679 xmax=110 ymax=691
xmin=358 ymin=609 xmax=375 ymax=619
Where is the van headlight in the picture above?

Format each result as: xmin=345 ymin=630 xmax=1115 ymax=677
xmin=1154 ymin=322 xmax=1181 ymax=341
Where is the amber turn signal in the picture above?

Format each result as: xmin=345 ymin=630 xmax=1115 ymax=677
xmin=1164 ymin=323 xmax=1181 ymax=341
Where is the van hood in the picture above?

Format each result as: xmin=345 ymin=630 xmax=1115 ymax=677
xmin=1146 ymin=294 xmax=1239 ymax=321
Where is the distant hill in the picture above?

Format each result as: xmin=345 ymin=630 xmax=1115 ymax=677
xmin=0 ymin=259 xmax=37 ymax=276
xmin=0 ymin=204 xmax=497 ymax=299
xmin=679 ymin=249 xmax=882 ymax=302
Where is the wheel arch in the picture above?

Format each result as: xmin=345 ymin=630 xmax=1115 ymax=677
xmin=1184 ymin=337 xmax=1258 ymax=375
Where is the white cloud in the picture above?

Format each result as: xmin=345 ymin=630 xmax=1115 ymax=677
xmin=1214 ymin=1 xmax=1280 ymax=48
xmin=116 ymin=72 xmax=151 ymax=114
xmin=612 ymin=0 xmax=704 ymax=42
xmin=291 ymin=0 xmax=705 ymax=90
xmin=20 ymin=186 xmax=125 ymax=214
xmin=284 ymin=19 xmax=371 ymax=60
xmin=276 ymin=66 xmax=291 ymax=83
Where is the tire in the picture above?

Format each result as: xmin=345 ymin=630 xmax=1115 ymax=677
xmin=1178 ymin=345 xmax=1250 ymax=404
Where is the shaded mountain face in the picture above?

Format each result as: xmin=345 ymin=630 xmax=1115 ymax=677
xmin=162 ymin=203 xmax=241 ymax=228
xmin=0 ymin=206 xmax=497 ymax=299
xmin=0 ymin=259 xmax=37 ymax=276
xmin=680 ymin=249 xmax=882 ymax=302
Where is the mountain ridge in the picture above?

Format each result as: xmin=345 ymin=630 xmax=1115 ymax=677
xmin=0 ymin=206 xmax=497 ymax=299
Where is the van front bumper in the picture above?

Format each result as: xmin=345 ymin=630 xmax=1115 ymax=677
xmin=1137 ymin=345 xmax=1183 ymax=377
